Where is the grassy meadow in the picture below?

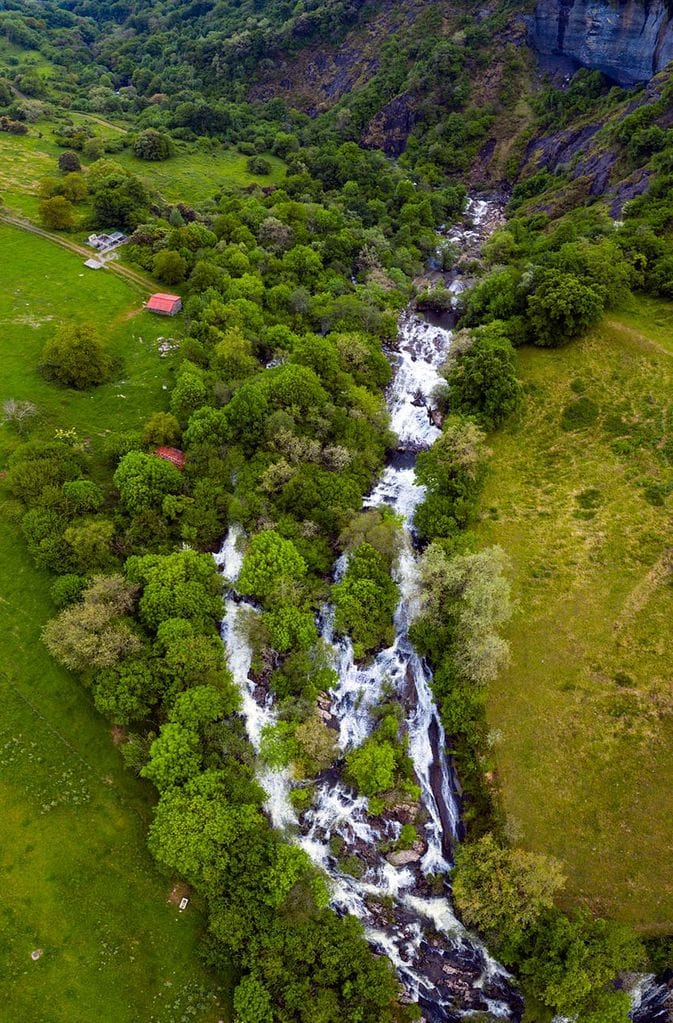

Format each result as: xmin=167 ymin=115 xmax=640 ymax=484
xmin=0 ymin=114 xmax=284 ymax=219
xmin=0 ymin=224 xmax=231 ymax=1020
xmin=478 ymin=295 xmax=673 ymax=932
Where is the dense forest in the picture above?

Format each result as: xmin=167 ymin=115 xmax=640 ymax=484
xmin=2 ymin=0 xmax=673 ymax=1021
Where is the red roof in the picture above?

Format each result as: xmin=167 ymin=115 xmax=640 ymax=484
xmin=155 ymin=446 xmax=187 ymax=469
xmin=146 ymin=293 xmax=182 ymax=314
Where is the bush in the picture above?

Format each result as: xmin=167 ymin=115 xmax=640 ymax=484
xmin=560 ymin=395 xmax=599 ymax=431
xmin=444 ymin=325 xmax=521 ymax=430
xmin=51 ymin=574 xmax=87 ymax=609
xmin=247 ymin=155 xmax=272 ymax=175
xmin=331 ymin=543 xmax=399 ymax=656
xmin=527 ymin=270 xmax=604 ymax=347
xmin=39 ymin=195 xmax=75 ymax=231
xmin=41 ymin=324 xmax=113 ymax=389
xmin=58 ymin=151 xmax=81 ymax=173
xmin=133 ymin=128 xmax=172 ymax=161
xmin=345 ymin=736 xmax=397 ymax=796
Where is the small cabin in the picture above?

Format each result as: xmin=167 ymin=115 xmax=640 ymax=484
xmin=146 ymin=293 xmax=182 ymax=316
xmin=155 ymin=446 xmax=186 ymax=470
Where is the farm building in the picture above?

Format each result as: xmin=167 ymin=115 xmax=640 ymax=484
xmin=154 ymin=446 xmax=187 ymax=469
xmin=87 ymin=231 xmax=128 ymax=251
xmin=146 ymin=293 xmax=182 ymax=316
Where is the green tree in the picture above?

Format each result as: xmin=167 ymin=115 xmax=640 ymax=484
xmin=42 ymin=575 xmax=140 ymax=671
xmin=345 ymin=737 xmax=396 ymax=796
xmin=41 ymin=324 xmax=113 ymax=389
xmin=126 ymin=549 xmax=223 ymax=631
xmin=233 ymin=975 xmax=273 ymax=1023
xmin=39 ymin=195 xmax=75 ymax=230
xmin=295 ymin=714 xmax=338 ymax=775
xmin=64 ymin=518 xmax=115 ymax=572
xmin=142 ymin=411 xmax=181 ymax=447
xmin=58 ymin=150 xmax=81 ymax=173
xmin=444 ymin=325 xmax=521 ymax=430
xmin=141 ymin=723 xmax=202 ymax=791
xmin=332 ymin=543 xmax=399 ymax=656
xmin=113 ymin=451 xmax=182 ymax=514
xmin=518 ymin=911 xmax=645 ymax=1021
xmin=452 ymin=833 xmax=565 ymax=946
xmin=133 ymin=128 xmax=172 ymax=161
xmin=153 ymin=249 xmax=188 ymax=284
xmin=237 ymin=531 xmax=307 ymax=607
xmin=527 ymin=270 xmax=604 ymax=347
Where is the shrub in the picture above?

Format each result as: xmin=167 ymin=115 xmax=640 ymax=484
xmin=133 ymin=128 xmax=172 ymax=161
xmin=39 ymin=195 xmax=75 ymax=231
xmin=345 ymin=737 xmax=397 ymax=796
xmin=41 ymin=324 xmax=113 ymax=389
xmin=560 ymin=395 xmax=599 ymax=431
xmin=527 ymin=270 xmax=604 ymax=347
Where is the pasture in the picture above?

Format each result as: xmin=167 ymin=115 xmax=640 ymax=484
xmin=478 ymin=296 xmax=673 ymax=932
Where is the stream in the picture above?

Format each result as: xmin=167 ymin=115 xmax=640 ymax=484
xmin=214 ymin=198 xmax=672 ymax=1022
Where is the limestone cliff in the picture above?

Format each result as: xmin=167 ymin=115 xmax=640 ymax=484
xmin=530 ymin=0 xmax=673 ymax=85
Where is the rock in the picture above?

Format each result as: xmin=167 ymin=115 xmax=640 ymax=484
xmin=529 ymin=0 xmax=673 ymax=87
xmin=362 ymin=92 xmax=416 ymax=156
xmin=386 ymin=849 xmax=421 ymax=867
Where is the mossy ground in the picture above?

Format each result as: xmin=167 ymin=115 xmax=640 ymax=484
xmin=478 ymin=295 xmax=673 ymax=932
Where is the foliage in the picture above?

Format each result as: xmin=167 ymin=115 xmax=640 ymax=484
xmin=345 ymin=732 xmax=400 ymax=797
xmin=237 ymin=531 xmax=307 ymax=607
xmin=133 ymin=129 xmax=172 ymax=161
xmin=527 ymin=270 xmax=604 ymax=348
xmin=42 ymin=574 xmax=140 ymax=672
xmin=518 ymin=911 xmax=645 ymax=1021
xmin=444 ymin=325 xmax=521 ymax=430
xmin=41 ymin=323 xmax=113 ymax=389
xmin=39 ymin=194 xmax=75 ymax=230
xmin=452 ymin=833 xmax=565 ymax=948
xmin=114 ymin=450 xmax=183 ymax=514
xmin=332 ymin=542 xmax=399 ymax=657
xmin=414 ymin=416 xmax=489 ymax=542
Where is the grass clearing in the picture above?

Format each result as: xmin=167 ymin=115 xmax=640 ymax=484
xmin=0 ymin=224 xmax=230 ymax=1020
xmin=114 ymin=145 xmax=286 ymax=204
xmin=0 ymin=118 xmax=284 ymax=217
xmin=0 ymin=221 xmax=176 ymax=461
xmin=477 ymin=295 xmax=673 ymax=932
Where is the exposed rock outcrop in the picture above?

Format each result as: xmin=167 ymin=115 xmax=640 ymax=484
xmin=530 ymin=0 xmax=673 ymax=86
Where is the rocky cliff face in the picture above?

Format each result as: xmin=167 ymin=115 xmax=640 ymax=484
xmin=531 ymin=0 xmax=673 ymax=85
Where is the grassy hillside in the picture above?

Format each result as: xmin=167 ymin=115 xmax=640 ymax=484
xmin=0 ymin=122 xmax=284 ymax=220
xmin=0 ymin=224 xmax=230 ymax=1021
xmin=478 ymin=296 xmax=673 ymax=932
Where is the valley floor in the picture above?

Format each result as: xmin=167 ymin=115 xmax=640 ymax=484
xmin=479 ymin=296 xmax=673 ymax=931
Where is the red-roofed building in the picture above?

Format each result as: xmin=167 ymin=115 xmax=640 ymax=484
xmin=146 ymin=293 xmax=182 ymax=316
xmin=155 ymin=446 xmax=187 ymax=470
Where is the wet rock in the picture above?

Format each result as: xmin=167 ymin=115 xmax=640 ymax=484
xmin=387 ymin=849 xmax=421 ymax=866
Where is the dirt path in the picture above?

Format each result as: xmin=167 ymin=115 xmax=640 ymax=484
xmin=0 ymin=212 xmax=153 ymax=292
xmin=604 ymin=317 xmax=673 ymax=359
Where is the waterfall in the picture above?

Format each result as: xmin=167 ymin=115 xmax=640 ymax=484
xmin=218 ymin=198 xmax=524 ymax=1021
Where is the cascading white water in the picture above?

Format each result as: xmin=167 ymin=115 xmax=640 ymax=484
xmin=217 ymin=198 xmax=524 ymax=1021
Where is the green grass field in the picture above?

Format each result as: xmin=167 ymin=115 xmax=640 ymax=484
xmin=0 ymin=224 xmax=231 ymax=1020
xmin=478 ymin=296 xmax=673 ymax=933
xmin=0 ymin=221 xmax=175 ymax=461
xmin=0 ymin=118 xmax=284 ymax=218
